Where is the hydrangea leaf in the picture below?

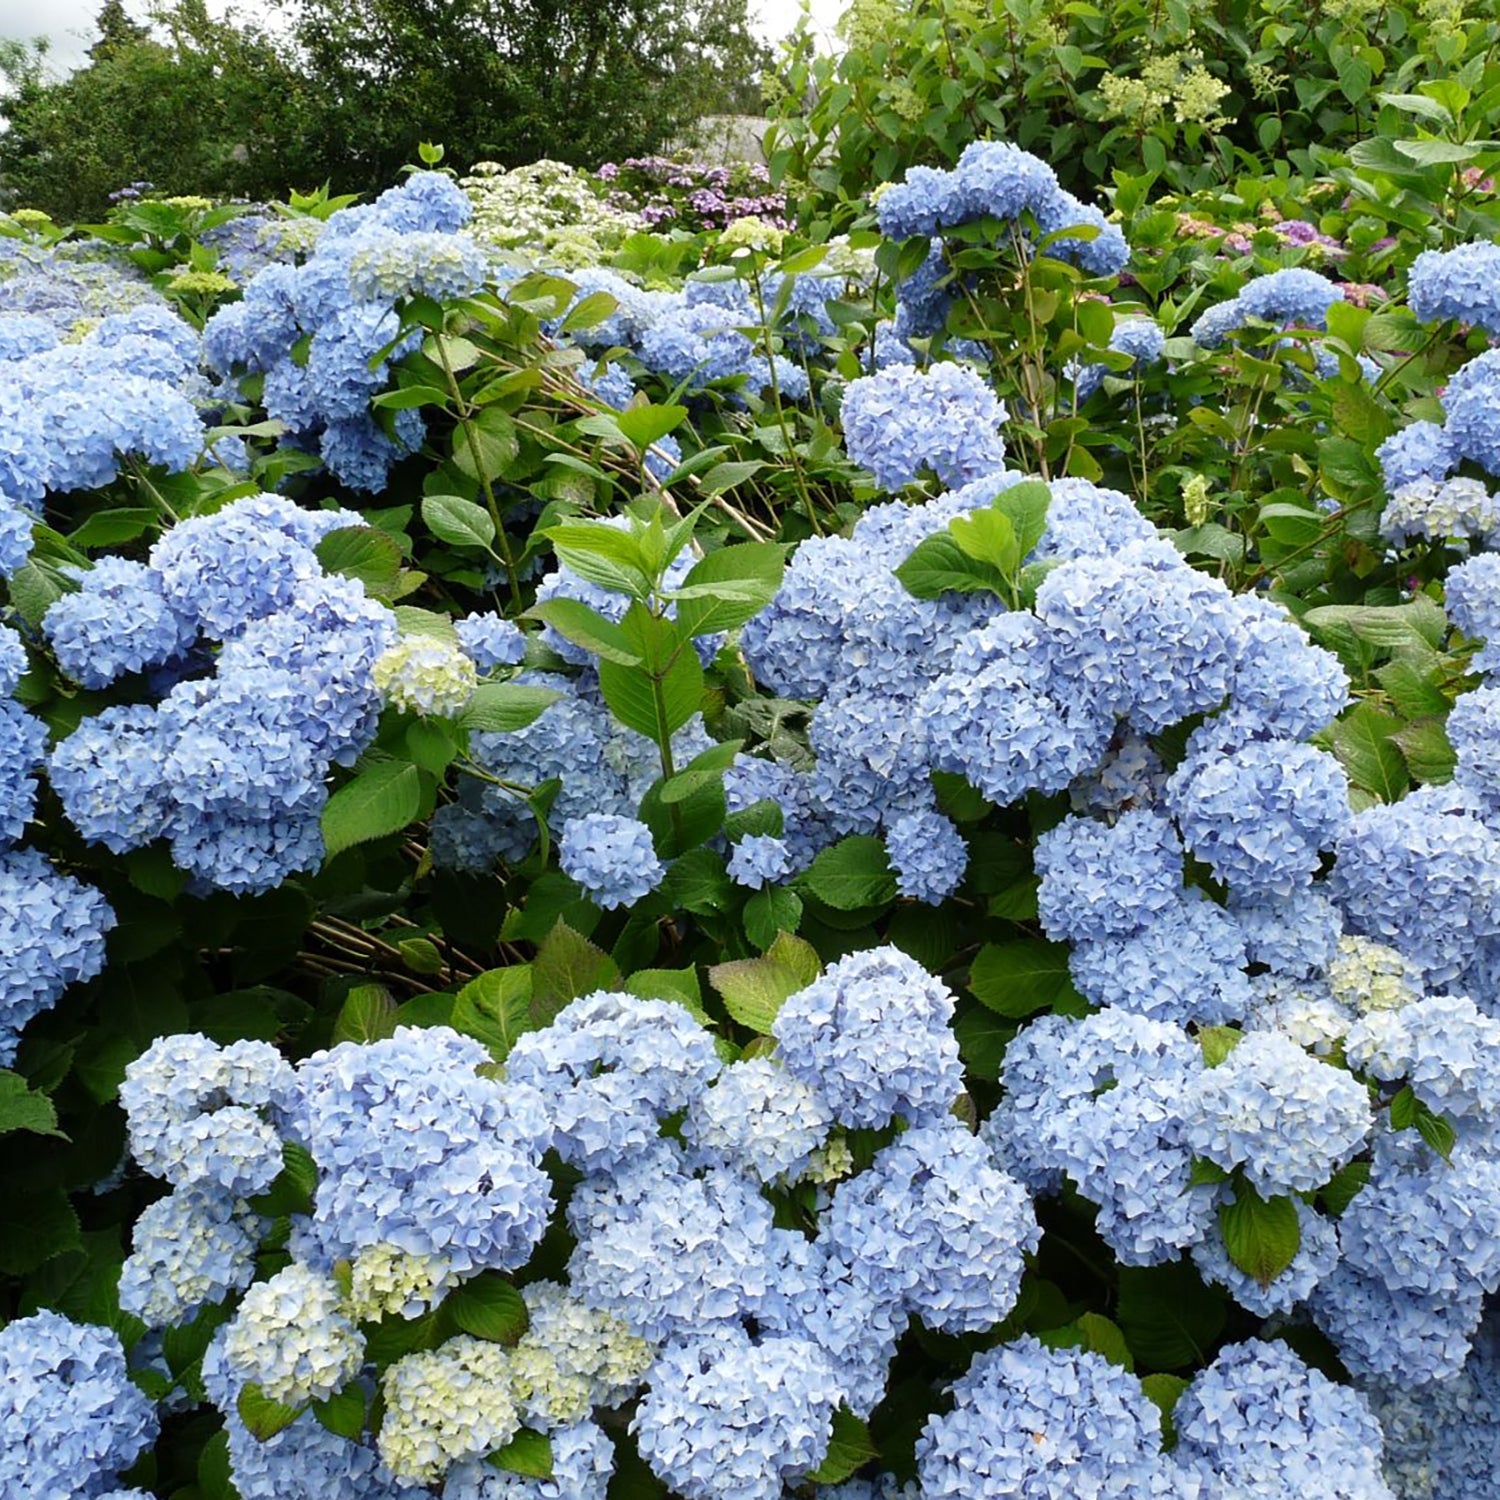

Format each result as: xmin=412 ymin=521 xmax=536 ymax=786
xmin=447 ymin=1272 xmax=529 ymax=1345
xmin=894 ymin=532 xmax=1008 ymax=600
xmin=315 ymin=525 xmax=405 ymax=598
xmin=421 ymin=493 xmax=496 ymax=549
xmin=331 ymin=984 xmax=399 ymax=1046
xmin=311 ymin=1384 xmax=367 ymax=1440
xmin=968 ymin=940 xmax=1079 ymax=1019
xmin=1332 ymin=702 xmax=1409 ymax=802
xmin=532 ymin=919 xmax=620 ymax=1019
xmin=672 ymin=542 xmax=787 ymax=638
xmin=322 ymin=761 xmax=425 ymax=858
xmin=1117 ymin=1261 xmax=1226 ymax=1371
xmin=806 ymin=1408 xmax=879 ymax=1485
xmin=744 ymin=888 xmax=804 ymax=950
xmin=487 ymin=1428 xmax=554 ymax=1480
xmin=1219 ymin=1182 xmax=1301 ymax=1288
xmin=799 ymin=835 xmax=897 ymax=910
xmin=237 ymin=1382 xmax=303 ymax=1441
xmin=460 ymin=682 xmax=563 ymax=733
xmin=0 ymin=1071 xmax=64 ymax=1139
xmin=452 ymin=966 xmax=535 ymax=1061
xmin=708 ymin=949 xmax=809 ymax=1033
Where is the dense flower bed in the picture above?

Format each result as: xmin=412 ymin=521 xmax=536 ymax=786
xmin=1 ymin=94 xmax=1500 ymax=1500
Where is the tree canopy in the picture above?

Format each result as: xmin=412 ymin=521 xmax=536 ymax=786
xmin=0 ymin=0 xmax=771 ymax=218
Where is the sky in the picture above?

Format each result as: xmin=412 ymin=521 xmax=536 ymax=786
xmin=1 ymin=0 xmax=848 ymax=76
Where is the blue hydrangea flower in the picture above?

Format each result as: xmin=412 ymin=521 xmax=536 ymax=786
xmin=42 ymin=555 xmax=198 ymax=687
xmin=1409 ymin=241 xmax=1500 ymax=338
xmin=1191 ymin=269 xmax=1344 ymax=347
xmin=222 ymin=1261 xmax=364 ymax=1405
xmin=1172 ymin=1339 xmax=1394 ymax=1499
xmin=455 ymin=612 xmax=527 ymax=670
xmin=1377 ymin=419 xmax=1459 ymax=491
xmin=1381 ymin=474 xmax=1500 ymax=547
xmin=916 ymin=1336 xmax=1178 ymax=1499
xmin=441 ymin=1419 xmax=614 ymax=1499
xmin=0 ymin=847 xmax=115 ymax=1067
xmin=1441 ymin=349 xmax=1500 ymax=477
xmin=557 ymin=813 xmax=665 ymax=910
xmin=726 ymin=833 xmax=794 ymax=889
xmin=884 ymin=807 xmax=968 ymax=902
xmin=633 ymin=1326 xmax=840 ymax=1500
xmin=505 ymin=990 xmax=720 ymax=1171
xmin=1447 ymin=551 xmax=1500 ymax=674
xmin=1191 ymin=1197 xmax=1340 ymax=1316
xmin=685 ymin=1057 xmax=832 ymax=1182
xmin=840 ymin=362 xmax=1007 ymax=492
xmin=1184 ymin=1029 xmax=1373 ymax=1195
xmin=772 ymin=945 xmax=964 ymax=1129
xmin=1035 ymin=811 xmax=1184 ymax=944
xmin=0 ymin=1310 xmax=159 ymax=1500
xmin=821 ymin=1121 xmax=1039 ymax=1333
xmin=1167 ymin=739 xmax=1350 ymax=899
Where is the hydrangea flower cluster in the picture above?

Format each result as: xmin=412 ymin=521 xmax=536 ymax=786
xmin=876 ymin=139 xmax=1130 ymax=277
xmin=1189 ymin=267 xmax=1346 ymax=348
xmin=1408 ymin=240 xmax=1500 ymax=338
xmin=0 ymin=1310 xmax=159 ymax=1500
xmin=46 ymin=494 xmax=398 ymax=893
xmin=1379 ymin=473 xmax=1500 ymax=547
xmin=1070 ymin=313 xmax=1166 ymax=401
xmin=202 ymin=172 xmax=475 ymax=489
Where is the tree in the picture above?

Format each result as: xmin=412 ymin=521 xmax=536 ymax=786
xmin=275 ymin=0 xmax=773 ymax=191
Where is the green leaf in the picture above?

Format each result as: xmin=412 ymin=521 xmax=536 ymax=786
xmin=1393 ymin=137 xmax=1479 ymax=165
xmin=658 ymin=740 xmax=743 ymax=804
xmin=0 ymin=1188 xmax=80 ymax=1274
xmin=322 ymin=762 xmax=424 ymax=858
xmin=617 ymin=403 xmax=689 ymax=450
xmin=597 ymin=647 xmax=704 ymax=744
xmin=765 ymin=930 xmax=820 ymax=987
xmin=744 ymin=889 xmax=804 ymax=949
xmin=1391 ymin=718 xmax=1455 ymax=785
xmin=968 ymin=940 xmax=1079 ymax=1019
xmin=448 ymin=1273 xmax=529 ymax=1344
xmin=452 ymin=967 xmax=535 ymax=1061
xmin=487 ymin=1429 xmax=554 ymax=1480
xmin=1197 ymin=1026 xmax=1245 ymax=1068
xmin=1116 ymin=1261 xmax=1226 ymax=1371
xmin=0 ymin=1070 xmax=65 ymax=1138
xmin=315 ymin=526 xmax=405 ymax=597
xmin=371 ymin=383 xmax=450 ymax=411
xmin=1333 ymin=702 xmax=1408 ymax=801
xmin=626 ymin=967 xmax=708 ymax=1020
xmin=1219 ymin=1182 xmax=1301 ymax=1288
xmin=672 ymin=543 xmax=787 ymax=638
xmin=1258 ymin=502 xmax=1323 ymax=546
xmin=5 ymin=560 xmax=66 ymax=627
xmin=532 ymin=920 xmax=620 ymax=1021
xmin=708 ymin=948 xmax=810 ymax=1032
xmin=394 ymin=605 xmax=462 ymax=644
xmin=1415 ymin=1106 xmax=1457 ymax=1161
xmin=1039 ymin=1311 xmax=1135 ymax=1370
xmin=1320 ymin=1158 xmax=1371 ymax=1217
xmin=526 ymin=598 xmax=643 ymax=666
xmin=992 ymin=478 xmax=1052 ymax=558
xmin=949 ymin=507 xmax=1020 ymax=575
xmin=312 ymin=1385 xmax=367 ymax=1440
xmin=422 ymin=493 xmax=496 ymax=549
xmin=545 ymin=522 xmax=654 ymax=597
xmin=562 ymin=290 xmax=620 ymax=333
xmin=806 ymin=1408 xmax=879 ymax=1485
xmin=1140 ymin=1373 xmax=1189 ymax=1443
xmin=895 ymin=533 xmax=1007 ymax=599
xmin=461 ymin=683 xmax=562 ymax=733
xmin=238 ymin=1383 xmax=303 ymax=1441
xmin=699 ymin=459 xmax=765 ymax=495
xmin=453 ymin=405 xmax=520 ymax=483
xmin=331 ymin=984 xmax=399 ymax=1045
xmin=799 ymin=836 xmax=897 ymax=910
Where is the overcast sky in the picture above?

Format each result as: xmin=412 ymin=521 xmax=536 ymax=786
xmin=2 ymin=0 xmax=847 ymax=76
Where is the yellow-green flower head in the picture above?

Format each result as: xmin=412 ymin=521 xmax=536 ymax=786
xmin=9 ymin=208 xmax=52 ymax=227
xmin=509 ymin=1281 xmax=655 ymax=1426
xmin=378 ymin=1336 xmax=519 ymax=1485
xmin=1328 ymin=935 xmax=1424 ymax=1015
xmin=221 ymin=1261 xmax=364 ymax=1406
xmin=800 ymin=1132 xmax=855 ymax=1185
xmin=347 ymin=1243 xmax=449 ymax=1321
xmin=162 ymin=195 xmax=214 ymax=211
xmin=373 ymin=635 xmax=478 ymax=718
xmin=719 ymin=216 xmax=785 ymax=256
xmin=167 ymin=269 xmax=238 ymax=297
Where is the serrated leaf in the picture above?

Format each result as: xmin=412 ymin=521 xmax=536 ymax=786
xmin=0 ymin=1071 xmax=64 ymax=1138
xmin=708 ymin=952 xmax=808 ymax=1033
xmin=238 ymin=1382 xmax=302 ymax=1441
xmin=452 ymin=967 xmax=535 ymax=1061
xmin=799 ymin=836 xmax=897 ymax=911
xmin=461 ymin=683 xmax=562 ymax=733
xmin=1189 ymin=1157 xmax=1232 ymax=1187
xmin=1333 ymin=702 xmax=1408 ymax=801
xmin=332 ymin=984 xmax=399 ymax=1045
xmin=526 ymin=598 xmax=642 ymax=665
xmin=422 ymin=493 xmax=496 ymax=549
xmin=1391 ymin=717 xmax=1455 ymax=784
xmin=949 ymin=507 xmax=1021 ymax=575
xmin=1117 ymin=1261 xmax=1226 ymax=1371
xmin=1320 ymin=1158 xmax=1371 ymax=1216
xmin=626 ymin=967 xmax=709 ymax=1020
xmin=545 ymin=522 xmax=653 ymax=596
xmin=1140 ymin=1373 xmax=1189 ymax=1442
xmin=448 ymin=1273 xmax=529 ymax=1344
xmin=1040 ymin=1311 xmax=1135 ymax=1370
xmin=806 ymin=1408 xmax=879 ymax=1485
xmin=992 ymin=478 xmax=1052 ymax=557
xmin=895 ymin=532 xmax=1007 ymax=599
xmin=316 ymin=526 xmax=405 ymax=597
xmin=532 ymin=921 xmax=620 ymax=1021
xmin=453 ymin=405 xmax=520 ymax=482
xmin=1198 ymin=1026 xmax=1245 ymax=1068
xmin=617 ymin=403 xmax=688 ymax=450
xmin=658 ymin=740 xmax=743 ymax=804
xmin=1219 ymin=1183 xmax=1301 ymax=1288
xmin=312 ymin=1384 xmax=367 ymax=1440
xmin=322 ymin=762 xmax=424 ymax=858
xmin=672 ymin=543 xmax=786 ymax=638
xmin=744 ymin=888 xmax=804 ymax=949
xmin=561 ymin=290 xmax=619 ymax=333
xmin=968 ymin=940 xmax=1079 ymax=1019
xmin=487 ymin=1428 xmax=554 ymax=1480
xmin=597 ymin=648 xmax=703 ymax=744
xmin=1415 ymin=1106 xmax=1457 ymax=1161
xmin=765 ymin=930 xmax=820 ymax=987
